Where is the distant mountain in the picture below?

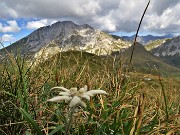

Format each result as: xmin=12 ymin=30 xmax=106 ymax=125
xmin=0 ymin=21 xmax=131 ymax=61
xmin=112 ymin=43 xmax=180 ymax=77
xmin=145 ymin=38 xmax=169 ymax=51
xmin=149 ymin=36 xmax=180 ymax=68
xmin=122 ymin=34 xmax=174 ymax=45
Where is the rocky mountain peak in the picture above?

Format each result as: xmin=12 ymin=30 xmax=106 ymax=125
xmin=18 ymin=21 xmax=96 ymax=52
xmin=153 ymin=36 xmax=180 ymax=57
xmin=147 ymin=36 xmax=180 ymax=68
xmin=1 ymin=21 xmax=131 ymax=61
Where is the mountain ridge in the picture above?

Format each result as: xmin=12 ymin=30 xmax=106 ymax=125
xmin=0 ymin=21 xmax=131 ymax=60
xmin=122 ymin=34 xmax=174 ymax=45
xmin=149 ymin=36 xmax=180 ymax=68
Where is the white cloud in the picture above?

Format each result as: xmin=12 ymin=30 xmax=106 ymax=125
xmin=93 ymin=15 xmax=116 ymax=32
xmin=0 ymin=2 xmax=18 ymax=18
xmin=91 ymin=0 xmax=150 ymax=32
xmin=151 ymin=0 xmax=178 ymax=15
xmin=0 ymin=0 xmax=180 ymax=34
xmin=0 ymin=20 xmax=20 ymax=33
xmin=26 ymin=19 xmax=57 ymax=29
xmin=1 ymin=34 xmax=15 ymax=42
xmin=81 ymin=1 xmax=101 ymax=15
xmin=8 ymin=9 xmax=18 ymax=18
xmin=143 ymin=3 xmax=180 ymax=33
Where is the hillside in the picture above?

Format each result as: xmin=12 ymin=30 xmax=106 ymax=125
xmin=40 ymin=50 xmax=104 ymax=72
xmin=112 ymin=43 xmax=180 ymax=77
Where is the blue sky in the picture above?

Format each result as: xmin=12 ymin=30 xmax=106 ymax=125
xmin=0 ymin=0 xmax=180 ymax=48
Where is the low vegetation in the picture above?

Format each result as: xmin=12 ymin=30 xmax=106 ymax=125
xmin=0 ymin=51 xmax=180 ymax=135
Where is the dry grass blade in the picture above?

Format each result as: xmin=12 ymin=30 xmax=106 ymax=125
xmin=99 ymin=95 xmax=105 ymax=109
xmin=161 ymin=114 xmax=180 ymax=124
xmin=130 ymin=102 xmax=139 ymax=135
xmin=166 ymin=127 xmax=180 ymax=135
xmin=136 ymin=93 xmax=145 ymax=134
xmin=75 ymin=59 xmax=89 ymax=82
xmin=129 ymin=93 xmax=145 ymax=135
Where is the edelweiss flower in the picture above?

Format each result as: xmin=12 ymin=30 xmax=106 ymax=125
xmin=47 ymin=85 xmax=107 ymax=108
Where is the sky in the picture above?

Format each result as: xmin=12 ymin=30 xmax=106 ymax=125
xmin=0 ymin=0 xmax=180 ymax=47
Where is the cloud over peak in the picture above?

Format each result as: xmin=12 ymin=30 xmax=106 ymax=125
xmin=1 ymin=34 xmax=15 ymax=42
xmin=26 ymin=19 xmax=57 ymax=29
xmin=0 ymin=20 xmax=20 ymax=33
xmin=0 ymin=0 xmax=180 ymax=34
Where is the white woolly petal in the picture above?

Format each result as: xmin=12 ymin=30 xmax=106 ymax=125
xmin=81 ymin=94 xmax=90 ymax=101
xmin=80 ymin=101 xmax=87 ymax=108
xmin=59 ymin=92 xmax=70 ymax=96
xmin=85 ymin=90 xmax=107 ymax=96
xmin=47 ymin=96 xmax=71 ymax=102
xmin=79 ymin=85 xmax=88 ymax=93
xmin=70 ymin=87 xmax=78 ymax=94
xmin=83 ymin=92 xmax=93 ymax=96
xmin=69 ymin=96 xmax=81 ymax=108
xmin=51 ymin=87 xmax=70 ymax=92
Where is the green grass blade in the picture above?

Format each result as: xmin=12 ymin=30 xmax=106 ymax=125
xmin=1 ymin=90 xmax=17 ymax=98
xmin=25 ymin=130 xmax=33 ymax=135
xmin=48 ymin=125 xmax=63 ymax=135
xmin=19 ymin=108 xmax=43 ymax=135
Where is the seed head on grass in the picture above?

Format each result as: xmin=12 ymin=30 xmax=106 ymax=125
xmin=47 ymin=85 xmax=107 ymax=108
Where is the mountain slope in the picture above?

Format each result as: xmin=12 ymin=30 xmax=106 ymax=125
xmin=112 ymin=43 xmax=180 ymax=77
xmin=150 ymin=36 xmax=180 ymax=68
xmin=0 ymin=21 xmax=131 ymax=60
xmin=145 ymin=38 xmax=169 ymax=51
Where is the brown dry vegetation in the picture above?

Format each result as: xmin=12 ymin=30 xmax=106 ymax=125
xmin=0 ymin=51 xmax=179 ymax=135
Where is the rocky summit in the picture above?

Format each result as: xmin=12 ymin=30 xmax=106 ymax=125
xmin=151 ymin=36 xmax=180 ymax=57
xmin=1 ymin=21 xmax=131 ymax=62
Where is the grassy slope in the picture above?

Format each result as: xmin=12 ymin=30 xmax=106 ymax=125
xmin=0 ymin=49 xmax=180 ymax=135
xmin=42 ymin=50 xmax=104 ymax=72
xmin=113 ymin=43 xmax=180 ymax=77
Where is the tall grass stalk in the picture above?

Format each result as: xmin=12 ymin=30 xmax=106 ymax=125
xmin=65 ymin=107 xmax=76 ymax=135
xmin=158 ymin=75 xmax=169 ymax=120
xmin=129 ymin=0 xmax=150 ymax=64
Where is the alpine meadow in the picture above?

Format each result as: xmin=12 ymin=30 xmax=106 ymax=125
xmin=0 ymin=0 xmax=180 ymax=135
